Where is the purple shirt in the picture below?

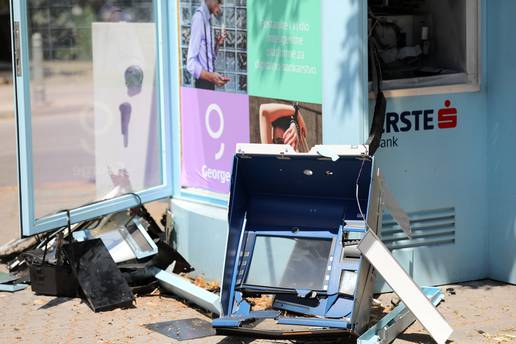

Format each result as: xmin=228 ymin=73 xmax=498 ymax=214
xmin=187 ymin=3 xmax=216 ymax=79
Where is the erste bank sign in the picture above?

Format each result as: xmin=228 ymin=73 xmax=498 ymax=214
xmin=380 ymin=99 xmax=458 ymax=148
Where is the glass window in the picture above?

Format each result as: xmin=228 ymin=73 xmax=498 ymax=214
xmin=245 ymin=236 xmax=332 ymax=291
xmin=26 ymin=0 xmax=160 ymax=218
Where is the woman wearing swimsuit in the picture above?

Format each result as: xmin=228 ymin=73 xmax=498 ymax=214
xmin=259 ymin=103 xmax=308 ymax=152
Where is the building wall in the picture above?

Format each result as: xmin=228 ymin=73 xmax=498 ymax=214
xmin=368 ymin=0 xmax=489 ymax=287
xmin=172 ymin=0 xmax=516 ymax=287
xmin=486 ymin=0 xmax=516 ymax=284
xmin=311 ymin=0 xmax=489 ymax=287
xmin=375 ymin=90 xmax=489 ymax=288
xmin=171 ymin=0 xmax=490 ymax=287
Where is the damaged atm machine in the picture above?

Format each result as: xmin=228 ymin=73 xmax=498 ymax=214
xmin=213 ymin=144 xmax=453 ymax=344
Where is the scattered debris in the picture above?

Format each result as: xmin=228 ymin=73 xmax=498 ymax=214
xmin=29 ymin=259 xmax=78 ymax=297
xmin=62 ymin=238 xmax=134 ymax=312
xmin=0 ymin=205 xmax=201 ymax=314
xmin=369 ymin=298 xmax=394 ymax=325
xmin=477 ymin=329 xmax=516 ymax=343
xmin=390 ymin=295 xmax=401 ymax=307
xmin=145 ymin=318 xmax=216 ymax=341
xmin=0 ymin=271 xmax=18 ymax=284
xmin=248 ymin=295 xmax=274 ymax=311
xmin=72 ymin=212 xmax=158 ymax=263
xmin=0 ymin=269 xmax=28 ymax=292
xmin=180 ymin=274 xmax=220 ymax=293
xmin=0 ymin=282 xmax=28 ymax=292
xmin=156 ymin=270 xmax=222 ymax=315
xmin=28 ymin=232 xmax=78 ymax=297
xmin=0 ymin=237 xmax=39 ymax=259
xmin=446 ymin=287 xmax=456 ymax=296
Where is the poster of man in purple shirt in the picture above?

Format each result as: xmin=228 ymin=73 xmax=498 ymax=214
xmin=178 ymin=0 xmax=323 ymax=194
xmin=186 ymin=0 xmax=230 ymax=90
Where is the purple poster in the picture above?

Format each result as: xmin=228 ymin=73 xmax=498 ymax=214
xmin=181 ymin=88 xmax=249 ymax=193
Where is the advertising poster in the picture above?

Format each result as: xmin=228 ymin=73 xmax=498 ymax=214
xmin=249 ymin=96 xmax=322 ymax=152
xmin=180 ymin=88 xmax=249 ymax=193
xmin=247 ymin=0 xmax=322 ymax=104
xmin=179 ymin=0 xmax=322 ymax=194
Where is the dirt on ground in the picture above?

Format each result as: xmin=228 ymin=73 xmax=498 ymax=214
xmin=0 ymin=277 xmax=514 ymax=344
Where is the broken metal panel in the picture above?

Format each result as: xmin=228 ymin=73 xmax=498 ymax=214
xmin=378 ymin=173 xmax=412 ymax=238
xmin=357 ymin=287 xmax=444 ymax=344
xmin=0 ymin=272 xmax=18 ymax=284
xmin=0 ymin=283 xmax=28 ymax=292
xmin=145 ymin=318 xmax=216 ymax=341
xmin=62 ymin=239 xmax=134 ymax=312
xmin=72 ymin=212 xmax=158 ymax=263
xmin=215 ymin=321 xmax=355 ymax=340
xmin=155 ymin=270 xmax=222 ymax=315
xmin=353 ymin=168 xmax=383 ymax=334
xmin=276 ymin=316 xmax=351 ymax=329
xmin=358 ymin=232 xmax=453 ymax=344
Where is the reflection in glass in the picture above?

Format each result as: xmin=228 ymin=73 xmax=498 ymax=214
xmin=28 ymin=1 xmax=161 ymax=218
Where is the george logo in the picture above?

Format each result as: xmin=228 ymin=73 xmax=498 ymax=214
xmin=202 ymin=103 xmax=230 ymax=184
xmin=205 ymin=103 xmax=225 ymax=161
xmin=380 ymin=100 xmax=458 ymax=148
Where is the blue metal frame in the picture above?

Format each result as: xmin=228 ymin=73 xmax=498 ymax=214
xmin=217 ymin=223 xmax=369 ymax=328
xmin=12 ymin=0 xmax=174 ymax=236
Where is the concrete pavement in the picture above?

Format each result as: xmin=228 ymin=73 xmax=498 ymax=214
xmin=0 ymin=278 xmax=513 ymax=344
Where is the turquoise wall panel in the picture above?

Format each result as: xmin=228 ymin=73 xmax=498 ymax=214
xmin=486 ymin=0 xmax=516 ymax=284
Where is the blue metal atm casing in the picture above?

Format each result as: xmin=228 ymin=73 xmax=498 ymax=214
xmin=215 ymin=145 xmax=383 ymax=333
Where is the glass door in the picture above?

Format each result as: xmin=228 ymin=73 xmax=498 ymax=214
xmin=11 ymin=0 xmax=175 ymax=235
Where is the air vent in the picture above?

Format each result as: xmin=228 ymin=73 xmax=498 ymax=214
xmin=381 ymin=207 xmax=455 ymax=250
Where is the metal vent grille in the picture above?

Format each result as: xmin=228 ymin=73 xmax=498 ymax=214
xmin=381 ymin=207 xmax=455 ymax=250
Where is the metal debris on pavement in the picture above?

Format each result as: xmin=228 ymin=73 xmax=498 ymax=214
xmin=144 ymin=318 xmax=216 ymax=341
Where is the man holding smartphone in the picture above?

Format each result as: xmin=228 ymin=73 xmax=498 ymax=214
xmin=187 ymin=0 xmax=230 ymax=90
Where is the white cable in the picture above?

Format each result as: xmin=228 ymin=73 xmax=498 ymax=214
xmin=355 ymin=158 xmax=373 ymax=232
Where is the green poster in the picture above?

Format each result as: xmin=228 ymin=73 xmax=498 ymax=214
xmin=247 ymin=0 xmax=322 ymax=104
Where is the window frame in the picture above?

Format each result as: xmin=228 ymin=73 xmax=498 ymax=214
xmin=170 ymin=0 xmax=232 ymax=208
xmin=367 ymin=0 xmax=481 ymax=98
xmin=12 ymin=0 xmax=175 ymax=236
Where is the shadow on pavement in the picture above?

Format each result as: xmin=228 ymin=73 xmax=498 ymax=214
xmin=38 ymin=296 xmax=74 ymax=310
